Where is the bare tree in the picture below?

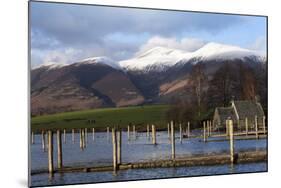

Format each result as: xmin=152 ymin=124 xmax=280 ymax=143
xmin=207 ymin=62 xmax=239 ymax=108
xmin=190 ymin=63 xmax=207 ymax=120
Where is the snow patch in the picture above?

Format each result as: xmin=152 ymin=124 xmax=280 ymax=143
xmin=119 ymin=46 xmax=188 ymax=71
xmin=77 ymin=56 xmax=121 ymax=70
xmin=32 ymin=62 xmax=68 ymax=70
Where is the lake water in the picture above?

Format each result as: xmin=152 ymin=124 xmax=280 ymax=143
xmin=30 ymin=131 xmax=267 ymax=187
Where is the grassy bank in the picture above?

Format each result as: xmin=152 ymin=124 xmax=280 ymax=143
xmin=31 ymin=105 xmax=170 ymax=132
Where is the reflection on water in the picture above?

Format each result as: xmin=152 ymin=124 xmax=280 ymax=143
xmin=30 ymin=131 xmax=267 ymax=186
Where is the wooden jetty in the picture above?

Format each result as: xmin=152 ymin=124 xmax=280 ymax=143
xmin=31 ymin=150 xmax=267 ymax=175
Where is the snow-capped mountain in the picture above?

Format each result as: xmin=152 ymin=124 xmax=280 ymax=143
xmin=188 ymin=42 xmax=264 ymax=62
xmin=118 ymin=42 xmax=265 ymax=72
xmin=119 ymin=46 xmax=187 ymax=71
xmin=31 ymin=42 xmax=266 ymax=115
xmin=32 ymin=42 xmax=265 ymax=72
xmin=32 ymin=56 xmax=121 ymax=70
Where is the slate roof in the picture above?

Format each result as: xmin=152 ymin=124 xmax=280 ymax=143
xmin=233 ymin=100 xmax=264 ymax=119
xmin=216 ymin=107 xmax=237 ymax=122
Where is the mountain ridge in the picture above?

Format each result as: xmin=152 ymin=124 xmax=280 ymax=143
xmin=32 ymin=42 xmax=265 ymax=72
xmin=31 ymin=42 xmax=266 ymax=115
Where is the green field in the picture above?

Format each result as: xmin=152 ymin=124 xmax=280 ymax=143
xmin=31 ymin=105 xmax=170 ymax=132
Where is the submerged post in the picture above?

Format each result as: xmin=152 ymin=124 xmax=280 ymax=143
xmin=41 ymin=130 xmax=46 ymax=151
xmin=31 ymin=131 xmax=34 ymax=144
xmin=209 ymin=121 xmax=212 ymax=136
xmin=117 ymin=129 xmax=122 ymax=165
xmin=208 ymin=121 xmax=211 ymax=136
xmin=225 ymin=120 xmax=229 ymax=136
xmin=85 ymin=128 xmax=88 ymax=143
xmin=207 ymin=121 xmax=209 ymax=137
xmin=263 ymin=116 xmax=266 ymax=135
xmin=92 ymin=128 xmax=95 ymax=141
xmin=82 ymin=129 xmax=86 ymax=148
xmin=203 ymin=121 xmax=206 ymax=142
xmin=187 ymin=121 xmax=190 ymax=138
xmin=133 ymin=125 xmax=136 ymax=140
xmin=57 ymin=130 xmax=63 ymax=169
xmin=245 ymin=118 xmax=248 ymax=136
xmin=81 ymin=129 xmax=84 ymax=149
xmin=112 ymin=128 xmax=117 ymax=171
xmin=152 ymin=125 xmax=156 ymax=145
xmin=127 ymin=125 xmax=130 ymax=141
xmin=228 ymin=120 xmax=234 ymax=164
xmin=167 ymin=123 xmax=170 ymax=139
xmin=63 ymin=129 xmax=66 ymax=144
xmin=48 ymin=130 xmax=54 ymax=174
xmin=72 ymin=129 xmax=75 ymax=143
xmin=147 ymin=124 xmax=150 ymax=138
xmin=255 ymin=115 xmax=258 ymax=139
xmin=79 ymin=129 xmax=83 ymax=150
xmin=171 ymin=121 xmax=175 ymax=160
xmin=179 ymin=123 xmax=182 ymax=144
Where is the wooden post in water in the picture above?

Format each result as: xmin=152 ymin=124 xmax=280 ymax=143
xmin=82 ymin=129 xmax=86 ymax=148
xmin=127 ymin=125 xmax=130 ymax=141
xmin=245 ymin=117 xmax=248 ymax=136
xmin=63 ymin=129 xmax=66 ymax=144
xmin=208 ymin=121 xmax=211 ymax=136
xmin=179 ymin=123 xmax=182 ymax=144
xmin=57 ymin=130 xmax=63 ymax=169
xmin=79 ymin=129 xmax=83 ymax=150
xmin=152 ymin=125 xmax=156 ymax=145
xmin=171 ymin=121 xmax=175 ymax=160
xmin=117 ymin=129 xmax=122 ymax=165
xmin=112 ymin=128 xmax=117 ymax=171
xmin=147 ymin=124 xmax=150 ymax=138
xmin=203 ymin=121 xmax=206 ymax=142
xmin=225 ymin=120 xmax=229 ymax=136
xmin=209 ymin=120 xmax=212 ymax=136
xmin=228 ymin=120 xmax=234 ymax=164
xmin=187 ymin=121 xmax=190 ymax=138
xmin=133 ymin=125 xmax=136 ymax=140
xmin=31 ymin=131 xmax=34 ymax=144
xmin=72 ymin=129 xmax=75 ymax=143
xmin=41 ymin=130 xmax=46 ymax=151
xmin=151 ymin=125 xmax=154 ymax=144
xmin=85 ymin=128 xmax=88 ymax=143
xmin=255 ymin=115 xmax=258 ymax=139
xmin=263 ymin=116 xmax=266 ymax=135
xmin=81 ymin=129 xmax=84 ymax=149
xmin=47 ymin=130 xmax=54 ymax=174
xmin=92 ymin=128 xmax=95 ymax=141
xmin=167 ymin=123 xmax=170 ymax=139
xmin=206 ymin=121 xmax=209 ymax=137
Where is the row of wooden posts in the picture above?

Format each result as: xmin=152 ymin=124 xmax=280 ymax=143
xmin=31 ymin=114 xmax=267 ymax=146
xmin=32 ymin=121 xmax=187 ymax=174
xmin=32 ymin=118 xmax=265 ymax=174
xmin=32 ymin=121 xmax=193 ymax=147
xmin=44 ymin=128 xmax=98 ymax=174
xmin=32 ymin=116 xmax=266 ymax=150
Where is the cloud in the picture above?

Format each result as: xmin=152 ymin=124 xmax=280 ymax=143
xmin=137 ymin=36 xmax=207 ymax=55
xmin=249 ymin=36 xmax=266 ymax=53
xmin=31 ymin=2 xmax=244 ymax=47
xmin=30 ymin=1 xmax=265 ymax=66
